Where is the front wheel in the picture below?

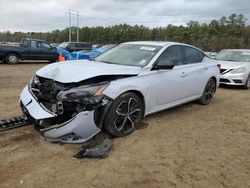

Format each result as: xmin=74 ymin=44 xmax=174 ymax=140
xmin=6 ymin=53 xmax=19 ymax=64
xmin=243 ymin=74 xmax=250 ymax=89
xmin=103 ymin=92 xmax=143 ymax=137
xmin=198 ymin=78 xmax=216 ymax=105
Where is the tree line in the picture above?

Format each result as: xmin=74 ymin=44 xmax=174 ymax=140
xmin=0 ymin=14 xmax=249 ymax=51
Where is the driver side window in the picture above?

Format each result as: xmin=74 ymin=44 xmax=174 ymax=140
xmin=37 ymin=41 xmax=51 ymax=49
xmin=157 ymin=46 xmax=183 ymax=66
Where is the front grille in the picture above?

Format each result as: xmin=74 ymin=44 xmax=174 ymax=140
xmin=220 ymin=78 xmax=230 ymax=83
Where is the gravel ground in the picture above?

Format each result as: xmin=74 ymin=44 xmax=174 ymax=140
xmin=0 ymin=63 xmax=249 ymax=188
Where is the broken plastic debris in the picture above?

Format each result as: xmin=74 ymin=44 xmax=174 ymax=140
xmin=73 ymin=136 xmax=113 ymax=159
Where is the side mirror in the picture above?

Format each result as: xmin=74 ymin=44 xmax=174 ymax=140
xmin=152 ymin=60 xmax=175 ymax=70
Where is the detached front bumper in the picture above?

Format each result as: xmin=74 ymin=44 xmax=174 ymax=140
xmin=220 ymin=72 xmax=248 ymax=86
xmin=20 ymin=86 xmax=101 ymax=143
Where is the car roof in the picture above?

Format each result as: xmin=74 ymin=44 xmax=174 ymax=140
xmin=221 ymin=49 xmax=250 ymax=52
xmin=122 ymin=41 xmax=205 ymax=54
xmin=123 ymin=41 xmax=182 ymax=47
xmin=22 ymin=38 xmax=46 ymax=42
xmin=69 ymin=42 xmax=92 ymax=44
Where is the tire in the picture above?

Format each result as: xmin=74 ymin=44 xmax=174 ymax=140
xmin=198 ymin=78 xmax=216 ymax=105
xmin=103 ymin=92 xmax=143 ymax=137
xmin=243 ymin=74 xmax=250 ymax=89
xmin=6 ymin=53 xmax=19 ymax=64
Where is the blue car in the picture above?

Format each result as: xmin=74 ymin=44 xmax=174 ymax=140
xmin=57 ymin=44 xmax=116 ymax=61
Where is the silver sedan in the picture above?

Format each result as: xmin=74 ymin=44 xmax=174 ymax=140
xmin=216 ymin=49 xmax=250 ymax=89
xmin=20 ymin=41 xmax=220 ymax=143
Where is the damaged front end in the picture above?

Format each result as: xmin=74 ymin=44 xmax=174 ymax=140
xmin=20 ymin=75 xmax=115 ymax=143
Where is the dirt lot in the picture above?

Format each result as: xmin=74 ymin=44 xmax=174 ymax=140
xmin=0 ymin=63 xmax=249 ymax=188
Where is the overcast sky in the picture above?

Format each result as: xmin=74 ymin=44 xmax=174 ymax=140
xmin=0 ymin=0 xmax=250 ymax=32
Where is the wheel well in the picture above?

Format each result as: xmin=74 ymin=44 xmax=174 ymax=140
xmin=5 ymin=52 xmax=20 ymax=59
xmin=210 ymin=76 xmax=217 ymax=92
xmin=126 ymin=90 xmax=146 ymax=117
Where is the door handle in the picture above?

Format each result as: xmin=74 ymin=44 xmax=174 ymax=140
xmin=180 ymin=72 xmax=188 ymax=77
xmin=203 ymin=66 xmax=209 ymax=70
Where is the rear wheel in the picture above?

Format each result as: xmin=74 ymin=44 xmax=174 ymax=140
xmin=243 ymin=74 xmax=250 ymax=89
xmin=198 ymin=78 xmax=216 ymax=105
xmin=6 ymin=53 xmax=19 ymax=64
xmin=103 ymin=92 xmax=143 ymax=137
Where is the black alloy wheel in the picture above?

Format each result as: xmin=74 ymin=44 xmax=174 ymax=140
xmin=103 ymin=92 xmax=143 ymax=137
xmin=198 ymin=78 xmax=216 ymax=105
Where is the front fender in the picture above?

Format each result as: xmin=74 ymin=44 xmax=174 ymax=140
xmin=103 ymin=78 xmax=151 ymax=114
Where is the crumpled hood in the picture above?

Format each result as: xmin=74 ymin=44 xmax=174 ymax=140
xmin=36 ymin=60 xmax=141 ymax=83
xmin=215 ymin=60 xmax=249 ymax=69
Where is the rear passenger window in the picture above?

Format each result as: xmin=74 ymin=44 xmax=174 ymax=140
xmin=76 ymin=43 xmax=92 ymax=50
xmin=75 ymin=43 xmax=82 ymax=47
xmin=30 ymin=41 xmax=37 ymax=48
xmin=157 ymin=46 xmax=183 ymax=66
xmin=37 ymin=41 xmax=51 ymax=49
xmin=182 ymin=46 xmax=204 ymax=64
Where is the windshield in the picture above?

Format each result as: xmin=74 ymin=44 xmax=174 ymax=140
xmin=58 ymin=42 xmax=69 ymax=48
xmin=216 ymin=50 xmax=250 ymax=62
xmin=95 ymin=44 xmax=162 ymax=67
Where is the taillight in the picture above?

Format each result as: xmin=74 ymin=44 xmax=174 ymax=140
xmin=217 ymin=64 xmax=221 ymax=70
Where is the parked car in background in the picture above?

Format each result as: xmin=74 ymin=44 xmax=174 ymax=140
xmin=20 ymin=41 xmax=220 ymax=143
xmin=92 ymin=44 xmax=104 ymax=49
xmin=205 ymin=52 xmax=218 ymax=59
xmin=215 ymin=49 xmax=250 ymax=89
xmin=56 ymin=44 xmax=116 ymax=61
xmin=58 ymin=42 xmax=92 ymax=52
xmin=98 ymin=44 xmax=116 ymax=51
xmin=0 ymin=38 xmax=58 ymax=64
xmin=50 ymin=43 xmax=60 ymax=47
xmin=70 ymin=44 xmax=117 ymax=60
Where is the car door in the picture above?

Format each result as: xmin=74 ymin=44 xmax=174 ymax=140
xmin=27 ymin=40 xmax=42 ymax=60
xmin=37 ymin=41 xmax=55 ymax=60
xmin=19 ymin=39 xmax=30 ymax=59
xmin=181 ymin=46 xmax=209 ymax=96
xmin=149 ymin=45 xmax=191 ymax=107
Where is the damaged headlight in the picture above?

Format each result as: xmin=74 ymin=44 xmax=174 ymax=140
xmin=57 ymin=83 xmax=108 ymax=103
xmin=29 ymin=74 xmax=40 ymax=87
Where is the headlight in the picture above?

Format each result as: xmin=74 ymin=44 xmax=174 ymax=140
xmin=230 ymin=67 xmax=246 ymax=74
xmin=29 ymin=75 xmax=40 ymax=86
xmin=57 ymin=83 xmax=108 ymax=103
